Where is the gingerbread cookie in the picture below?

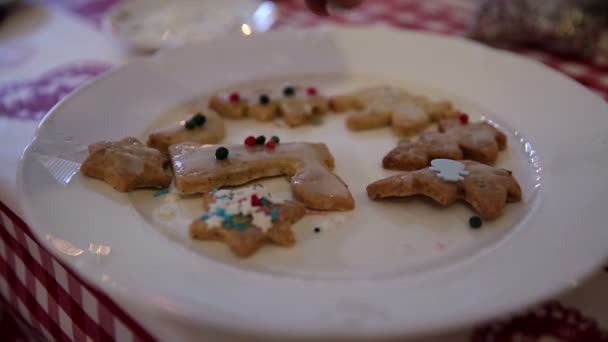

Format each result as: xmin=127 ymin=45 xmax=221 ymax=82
xmin=383 ymin=118 xmax=508 ymax=171
xmin=367 ymin=159 xmax=522 ymax=220
xmin=147 ymin=111 xmax=225 ymax=153
xmin=189 ymin=185 xmax=306 ymax=257
xmin=169 ymin=141 xmax=355 ymax=211
xmin=329 ymin=86 xmax=458 ymax=135
xmin=81 ymin=137 xmax=172 ymax=192
xmin=208 ymin=85 xmax=329 ymax=127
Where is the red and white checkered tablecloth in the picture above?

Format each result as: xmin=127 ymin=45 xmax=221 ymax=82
xmin=0 ymin=1 xmax=607 ymax=341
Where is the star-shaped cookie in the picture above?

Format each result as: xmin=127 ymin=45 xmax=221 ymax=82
xmin=189 ymin=187 xmax=306 ymax=257
xmin=81 ymin=137 xmax=172 ymax=192
xmin=367 ymin=160 xmax=522 ymax=220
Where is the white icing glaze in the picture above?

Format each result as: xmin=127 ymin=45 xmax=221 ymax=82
xmin=429 ymin=159 xmax=469 ymax=182
xmin=251 ymin=211 xmax=272 ymax=231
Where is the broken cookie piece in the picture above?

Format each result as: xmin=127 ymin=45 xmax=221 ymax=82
xmin=189 ymin=185 xmax=306 ymax=257
xmin=147 ymin=111 xmax=225 ymax=153
xmin=169 ymin=142 xmax=355 ymax=211
xmin=383 ymin=118 xmax=508 ymax=171
xmin=367 ymin=159 xmax=522 ymax=220
xmin=81 ymin=137 xmax=172 ymax=192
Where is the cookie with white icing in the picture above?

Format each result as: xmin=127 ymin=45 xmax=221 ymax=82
xmin=189 ymin=186 xmax=306 ymax=257
xmin=169 ymin=141 xmax=355 ymax=211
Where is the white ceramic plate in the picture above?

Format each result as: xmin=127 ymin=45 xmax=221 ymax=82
xmin=18 ymin=27 xmax=608 ymax=339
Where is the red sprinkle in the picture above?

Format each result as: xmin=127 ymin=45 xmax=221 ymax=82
xmin=306 ymin=87 xmax=318 ymax=96
xmin=266 ymin=140 xmax=276 ymax=149
xmin=459 ymin=113 xmax=469 ymax=124
xmin=251 ymin=195 xmax=261 ymax=206
xmin=229 ymin=92 xmax=240 ymax=103
xmin=244 ymin=136 xmax=256 ymax=146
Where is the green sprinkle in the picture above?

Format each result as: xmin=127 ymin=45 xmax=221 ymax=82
xmin=215 ymin=147 xmax=229 ymax=160
xmin=310 ymin=115 xmax=323 ymax=126
xmin=185 ymin=120 xmax=196 ymax=130
xmin=153 ymin=189 xmax=169 ymax=197
xmin=255 ymin=135 xmax=266 ymax=145
xmin=283 ymin=86 xmax=295 ymax=97
xmin=192 ymin=113 xmax=206 ymax=126
xmin=469 ymin=216 xmax=482 ymax=229
xmin=271 ymin=136 xmax=280 ymax=143
xmin=259 ymin=94 xmax=270 ymax=105
xmin=232 ymin=215 xmax=251 ymax=225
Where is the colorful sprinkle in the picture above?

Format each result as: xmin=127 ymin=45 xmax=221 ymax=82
xmin=260 ymin=198 xmax=271 ymax=206
xmin=283 ymin=86 xmax=295 ymax=97
xmin=306 ymin=87 xmax=317 ymax=96
xmin=229 ymin=92 xmax=240 ymax=103
xmin=251 ymin=194 xmax=261 ymax=206
xmin=256 ymin=135 xmax=266 ymax=145
xmin=215 ymin=147 xmax=229 ymax=160
xmin=271 ymin=208 xmax=279 ymax=222
xmin=459 ymin=113 xmax=469 ymax=124
xmin=192 ymin=113 xmax=206 ymax=126
xmin=266 ymin=140 xmax=276 ymax=149
xmin=271 ymin=135 xmax=280 ymax=144
xmin=259 ymin=94 xmax=270 ymax=105
xmin=244 ymin=135 xmax=257 ymax=146
xmin=153 ymin=188 xmax=169 ymax=197
xmin=469 ymin=216 xmax=482 ymax=229
xmin=215 ymin=208 xmax=225 ymax=217
xmin=200 ymin=214 xmax=209 ymax=220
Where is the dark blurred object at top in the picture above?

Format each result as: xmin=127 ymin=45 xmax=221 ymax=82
xmin=470 ymin=0 xmax=608 ymax=59
xmin=0 ymin=0 xmax=20 ymax=24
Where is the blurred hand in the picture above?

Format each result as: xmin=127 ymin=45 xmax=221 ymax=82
xmin=305 ymin=0 xmax=363 ymax=15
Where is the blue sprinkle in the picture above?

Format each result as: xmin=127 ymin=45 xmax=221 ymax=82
xmin=212 ymin=189 xmax=218 ymax=194
xmin=215 ymin=208 xmax=225 ymax=217
xmin=218 ymin=194 xmax=229 ymax=199
xmin=235 ymin=223 xmax=247 ymax=231
xmin=271 ymin=208 xmax=279 ymax=222
xmin=153 ymin=188 xmax=169 ymax=197
xmin=200 ymin=214 xmax=209 ymax=220
xmin=260 ymin=198 xmax=271 ymax=206
xmin=224 ymin=217 xmax=234 ymax=229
